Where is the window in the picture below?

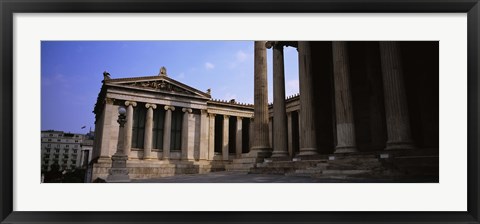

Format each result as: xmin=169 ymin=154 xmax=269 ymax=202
xmin=57 ymin=139 xmax=61 ymax=142
xmin=73 ymin=149 xmax=77 ymax=154
xmin=152 ymin=108 xmax=165 ymax=149
xmin=49 ymin=134 xmax=53 ymax=137
xmin=75 ymin=140 xmax=79 ymax=143
xmin=170 ymin=109 xmax=183 ymax=151
xmin=46 ymin=149 xmax=50 ymax=153
xmin=55 ymin=149 xmax=59 ymax=153
xmin=48 ymin=139 xmax=52 ymax=142
xmin=65 ymin=145 xmax=69 ymax=148
xmin=131 ymin=105 xmax=146 ymax=149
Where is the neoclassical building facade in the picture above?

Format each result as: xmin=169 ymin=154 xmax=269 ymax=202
xmin=90 ymin=67 xmax=261 ymax=180
xmin=89 ymin=41 xmax=438 ymax=182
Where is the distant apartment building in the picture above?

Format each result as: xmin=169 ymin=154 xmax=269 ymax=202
xmin=41 ymin=130 xmax=94 ymax=172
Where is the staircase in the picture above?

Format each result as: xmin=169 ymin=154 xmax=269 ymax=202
xmin=224 ymin=157 xmax=264 ymax=172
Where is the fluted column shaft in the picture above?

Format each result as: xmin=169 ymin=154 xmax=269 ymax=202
xmin=379 ymin=42 xmax=415 ymax=150
xmin=199 ymin=110 xmax=209 ymax=160
xmin=222 ymin=115 xmax=230 ymax=160
xmin=250 ymin=41 xmax=271 ymax=158
xmin=143 ymin=103 xmax=157 ymax=159
xmin=287 ymin=112 xmax=293 ymax=157
xmin=298 ymin=41 xmax=318 ymax=155
xmin=208 ymin=113 xmax=216 ymax=160
xmin=235 ymin=117 xmax=243 ymax=158
xmin=162 ymin=106 xmax=175 ymax=159
xmin=124 ymin=101 xmax=137 ymax=156
xmin=272 ymin=43 xmax=289 ymax=157
xmin=332 ymin=42 xmax=357 ymax=153
xmin=181 ymin=108 xmax=194 ymax=160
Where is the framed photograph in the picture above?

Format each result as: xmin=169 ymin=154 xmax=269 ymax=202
xmin=1 ymin=0 xmax=479 ymax=223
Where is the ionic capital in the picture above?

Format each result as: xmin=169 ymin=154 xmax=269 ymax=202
xmin=208 ymin=113 xmax=216 ymax=118
xmin=237 ymin=116 xmax=243 ymax=121
xmin=164 ymin=105 xmax=175 ymax=111
xmin=182 ymin=108 xmax=193 ymax=113
xmin=200 ymin=109 xmax=208 ymax=115
xmin=224 ymin=115 xmax=230 ymax=119
xmin=145 ymin=103 xmax=157 ymax=110
xmin=125 ymin=101 xmax=137 ymax=107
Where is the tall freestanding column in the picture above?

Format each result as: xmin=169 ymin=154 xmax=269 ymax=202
xmin=379 ymin=41 xmax=415 ymax=150
xmin=208 ymin=113 xmax=216 ymax=160
xmin=106 ymin=106 xmax=130 ymax=183
xmin=298 ymin=41 xmax=318 ymax=155
xmin=249 ymin=41 xmax=271 ymax=158
xmin=124 ymin=101 xmax=137 ymax=156
xmin=222 ymin=115 xmax=230 ymax=161
xmin=235 ymin=117 xmax=243 ymax=158
xmin=199 ymin=110 xmax=209 ymax=161
xmin=181 ymin=108 xmax=194 ymax=160
xmin=332 ymin=42 xmax=358 ymax=153
xmin=270 ymin=42 xmax=289 ymax=157
xmin=143 ymin=103 xmax=157 ymax=159
xmin=287 ymin=112 xmax=293 ymax=156
xmin=162 ymin=106 xmax=175 ymax=159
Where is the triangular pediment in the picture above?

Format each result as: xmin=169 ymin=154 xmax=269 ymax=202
xmin=105 ymin=75 xmax=211 ymax=99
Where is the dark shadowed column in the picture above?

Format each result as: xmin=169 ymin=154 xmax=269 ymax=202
xmin=379 ymin=41 xmax=415 ymax=150
xmin=249 ymin=41 xmax=272 ymax=158
xmin=298 ymin=41 xmax=318 ymax=155
xmin=332 ymin=42 xmax=358 ymax=153
xmin=269 ymin=42 xmax=289 ymax=157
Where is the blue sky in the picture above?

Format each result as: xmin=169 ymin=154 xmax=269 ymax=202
xmin=41 ymin=41 xmax=299 ymax=134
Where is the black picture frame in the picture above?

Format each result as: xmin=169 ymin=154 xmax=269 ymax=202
xmin=1 ymin=1 xmax=479 ymax=223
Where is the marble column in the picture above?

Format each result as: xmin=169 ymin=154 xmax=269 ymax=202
xmin=143 ymin=103 xmax=157 ymax=159
xmin=162 ymin=105 xmax=175 ymax=160
xmin=222 ymin=115 xmax=230 ymax=161
xmin=199 ymin=110 xmax=209 ymax=161
xmin=298 ymin=41 xmax=318 ymax=155
xmin=235 ymin=117 xmax=243 ymax=158
xmin=379 ymin=41 xmax=415 ymax=150
xmin=287 ymin=112 xmax=293 ymax=157
xmin=208 ymin=113 xmax=216 ymax=160
xmin=332 ymin=42 xmax=357 ymax=153
xmin=124 ymin=101 xmax=137 ymax=157
xmin=181 ymin=108 xmax=194 ymax=160
xmin=249 ymin=117 xmax=254 ymax=151
xmin=269 ymin=118 xmax=273 ymax=147
xmin=271 ymin=42 xmax=289 ymax=157
xmin=249 ymin=41 xmax=271 ymax=158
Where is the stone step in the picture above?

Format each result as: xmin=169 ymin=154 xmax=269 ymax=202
xmin=225 ymin=163 xmax=255 ymax=172
xmin=231 ymin=157 xmax=263 ymax=164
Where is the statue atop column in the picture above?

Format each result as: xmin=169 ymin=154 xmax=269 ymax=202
xmin=159 ymin=66 xmax=167 ymax=76
xmin=103 ymin=71 xmax=111 ymax=80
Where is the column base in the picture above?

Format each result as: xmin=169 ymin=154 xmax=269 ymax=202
xmin=385 ymin=142 xmax=415 ymax=151
xmin=271 ymin=151 xmax=289 ymax=158
xmin=334 ymin=146 xmax=358 ymax=154
xmin=106 ymin=168 xmax=130 ymax=183
xmin=298 ymin=148 xmax=318 ymax=156
xmin=248 ymin=147 xmax=272 ymax=158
